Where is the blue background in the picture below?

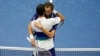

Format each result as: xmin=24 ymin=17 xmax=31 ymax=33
xmin=0 ymin=0 xmax=100 ymax=48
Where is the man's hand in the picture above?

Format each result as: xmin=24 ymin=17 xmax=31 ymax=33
xmin=31 ymin=39 xmax=36 ymax=47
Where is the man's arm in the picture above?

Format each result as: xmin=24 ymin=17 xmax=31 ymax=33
xmin=34 ymin=11 xmax=64 ymax=38
xmin=34 ymin=21 xmax=56 ymax=38
xmin=53 ymin=10 xmax=65 ymax=22
xmin=28 ymin=22 xmax=36 ymax=47
xmin=55 ymin=12 xmax=64 ymax=22
xmin=41 ymin=27 xmax=56 ymax=38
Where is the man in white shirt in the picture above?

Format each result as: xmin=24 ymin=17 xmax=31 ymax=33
xmin=28 ymin=4 xmax=64 ymax=56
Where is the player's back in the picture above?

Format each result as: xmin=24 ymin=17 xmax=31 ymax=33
xmin=31 ymin=17 xmax=56 ymax=32
xmin=31 ymin=16 xmax=60 ymax=50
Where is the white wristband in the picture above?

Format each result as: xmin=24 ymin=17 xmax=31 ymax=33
xmin=53 ymin=9 xmax=58 ymax=14
xmin=29 ymin=35 xmax=34 ymax=39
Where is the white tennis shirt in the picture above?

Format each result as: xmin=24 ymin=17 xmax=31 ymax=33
xmin=31 ymin=17 xmax=60 ymax=50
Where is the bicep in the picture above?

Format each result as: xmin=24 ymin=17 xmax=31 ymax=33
xmin=52 ymin=17 xmax=60 ymax=25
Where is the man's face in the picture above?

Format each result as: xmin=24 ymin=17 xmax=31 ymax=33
xmin=44 ymin=6 xmax=52 ymax=17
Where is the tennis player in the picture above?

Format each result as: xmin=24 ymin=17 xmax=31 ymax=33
xmin=28 ymin=2 xmax=58 ymax=55
xmin=31 ymin=2 xmax=56 ymax=20
xmin=28 ymin=4 xmax=64 ymax=56
xmin=31 ymin=2 xmax=59 ymax=31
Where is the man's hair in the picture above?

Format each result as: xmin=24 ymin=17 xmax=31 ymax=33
xmin=44 ymin=2 xmax=54 ymax=10
xmin=36 ymin=4 xmax=44 ymax=16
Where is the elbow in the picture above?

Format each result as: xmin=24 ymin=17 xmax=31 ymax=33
xmin=61 ymin=16 xmax=65 ymax=22
xmin=48 ymin=34 xmax=54 ymax=38
xmin=48 ymin=30 xmax=55 ymax=38
xmin=48 ymin=35 xmax=54 ymax=38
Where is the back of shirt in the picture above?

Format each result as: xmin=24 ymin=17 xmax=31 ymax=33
xmin=31 ymin=17 xmax=60 ymax=32
xmin=31 ymin=17 xmax=60 ymax=50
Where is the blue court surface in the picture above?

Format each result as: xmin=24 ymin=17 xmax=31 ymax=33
xmin=0 ymin=0 xmax=100 ymax=48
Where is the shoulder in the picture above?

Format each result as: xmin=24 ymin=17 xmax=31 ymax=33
xmin=31 ymin=13 xmax=39 ymax=21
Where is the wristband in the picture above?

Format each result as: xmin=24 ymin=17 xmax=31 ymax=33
xmin=29 ymin=35 xmax=34 ymax=39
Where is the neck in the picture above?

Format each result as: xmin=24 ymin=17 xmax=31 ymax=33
xmin=39 ymin=15 xmax=44 ymax=18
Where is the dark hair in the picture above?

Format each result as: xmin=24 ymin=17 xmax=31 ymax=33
xmin=44 ymin=2 xmax=54 ymax=10
xmin=36 ymin=4 xmax=44 ymax=16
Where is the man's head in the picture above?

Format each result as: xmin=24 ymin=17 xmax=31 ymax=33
xmin=44 ymin=2 xmax=54 ymax=17
xmin=36 ymin=4 xmax=44 ymax=16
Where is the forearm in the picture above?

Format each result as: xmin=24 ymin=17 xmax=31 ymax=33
xmin=28 ymin=22 xmax=36 ymax=47
xmin=31 ymin=39 xmax=36 ymax=47
xmin=34 ymin=21 xmax=55 ymax=38
xmin=40 ymin=27 xmax=55 ymax=38
xmin=56 ymin=12 xmax=64 ymax=22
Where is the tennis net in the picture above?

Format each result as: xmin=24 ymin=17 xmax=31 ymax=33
xmin=0 ymin=46 xmax=100 ymax=56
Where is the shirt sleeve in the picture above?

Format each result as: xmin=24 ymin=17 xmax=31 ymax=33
xmin=50 ymin=24 xmax=58 ymax=31
xmin=52 ymin=17 xmax=61 ymax=25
